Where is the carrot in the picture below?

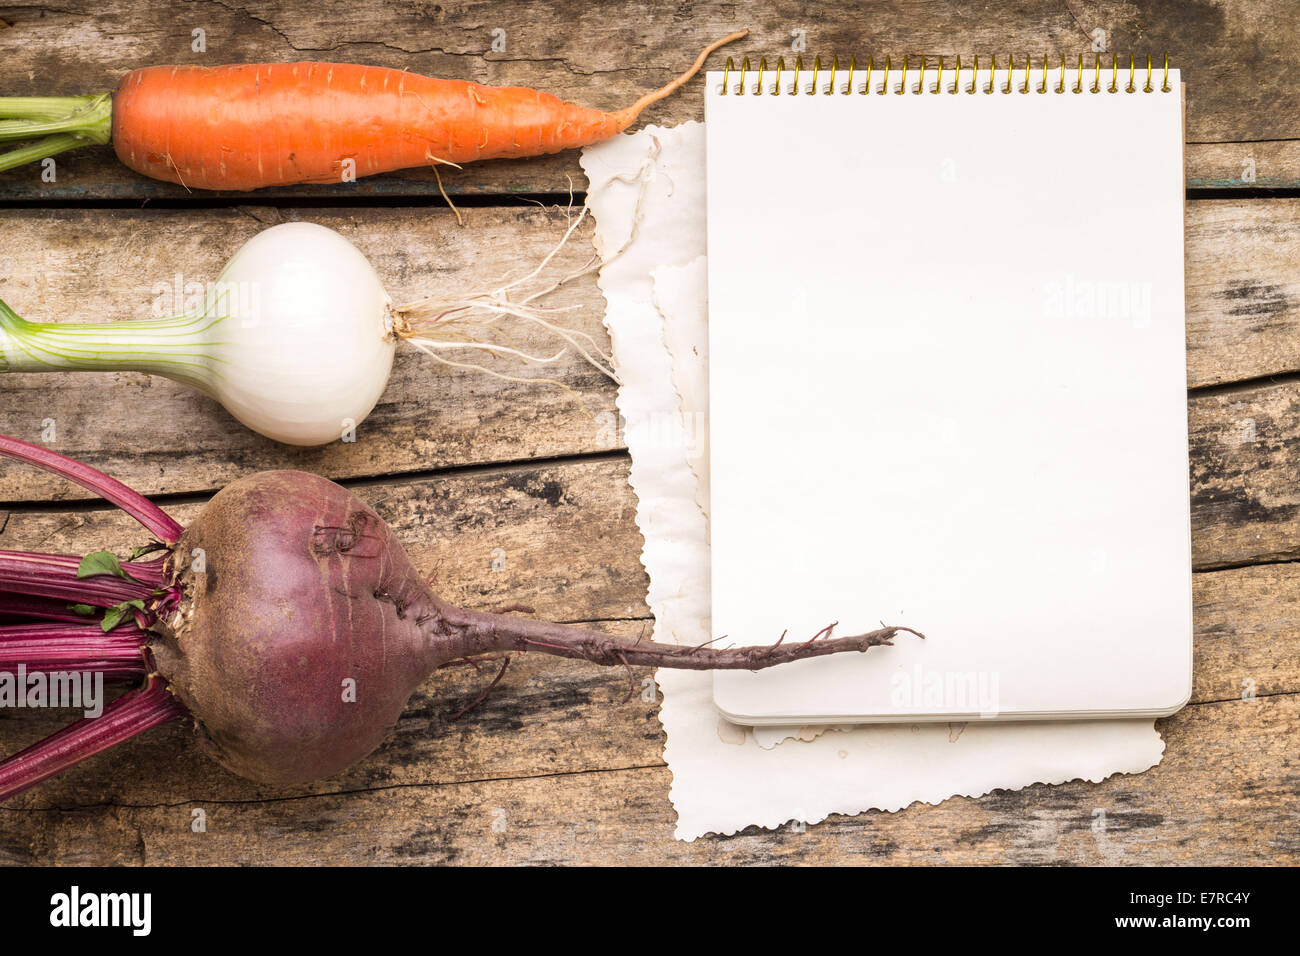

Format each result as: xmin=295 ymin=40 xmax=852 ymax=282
xmin=0 ymin=31 xmax=744 ymax=190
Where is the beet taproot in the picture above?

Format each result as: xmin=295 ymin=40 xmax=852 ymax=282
xmin=0 ymin=437 xmax=919 ymax=799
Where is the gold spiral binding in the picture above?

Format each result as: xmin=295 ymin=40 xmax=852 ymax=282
xmin=717 ymin=52 xmax=1174 ymax=96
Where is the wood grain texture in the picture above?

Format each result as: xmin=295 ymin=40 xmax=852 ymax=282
xmin=0 ymin=457 xmax=1297 ymax=863
xmin=1 ymin=199 xmax=1298 ymax=503
xmin=1187 ymin=140 xmax=1300 ymax=191
xmin=1 ymin=0 xmax=1297 ymax=867
xmin=3 ymin=693 xmax=1289 ymax=866
xmin=0 ymin=0 xmax=1295 ymax=199
xmin=1190 ymin=381 xmax=1300 ymax=568
xmin=1186 ymin=199 xmax=1300 ymax=387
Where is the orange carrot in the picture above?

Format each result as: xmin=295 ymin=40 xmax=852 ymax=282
xmin=0 ymin=32 xmax=744 ymax=190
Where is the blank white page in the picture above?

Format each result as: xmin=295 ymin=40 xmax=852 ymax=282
xmin=706 ymin=63 xmax=1191 ymax=722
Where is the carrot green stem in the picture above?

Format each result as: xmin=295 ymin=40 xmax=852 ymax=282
xmin=0 ymin=133 xmax=99 ymax=173
xmin=0 ymin=678 xmax=184 ymax=803
xmin=0 ymin=95 xmax=111 ymax=123
xmin=0 ymin=435 xmax=183 ymax=544
xmin=0 ymin=93 xmax=112 ymax=173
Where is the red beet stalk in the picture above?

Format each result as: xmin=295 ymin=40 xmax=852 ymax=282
xmin=0 ymin=621 xmax=149 ymax=679
xmin=0 ymin=437 xmax=180 ymax=800
xmin=0 ymin=593 xmax=101 ymax=623
xmin=0 ymin=679 xmax=183 ymax=801
xmin=0 ymin=550 xmax=160 ymax=606
xmin=0 ymin=436 xmax=182 ymax=544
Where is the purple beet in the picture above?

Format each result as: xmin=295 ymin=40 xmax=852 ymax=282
xmin=0 ymin=436 xmax=918 ymax=798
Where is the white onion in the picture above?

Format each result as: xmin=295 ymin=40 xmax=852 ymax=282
xmin=0 ymin=222 xmax=395 ymax=446
xmin=1 ymin=216 xmax=615 ymax=446
xmin=196 ymin=223 xmax=394 ymax=445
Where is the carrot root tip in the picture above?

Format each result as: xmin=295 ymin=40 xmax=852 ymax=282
xmin=611 ymin=29 xmax=749 ymax=130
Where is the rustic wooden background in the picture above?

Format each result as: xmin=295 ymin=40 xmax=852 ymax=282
xmin=1 ymin=1 xmax=1297 ymax=864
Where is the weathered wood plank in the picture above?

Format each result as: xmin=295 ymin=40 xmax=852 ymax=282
xmin=1 ymin=454 xmax=1297 ymax=862
xmin=2 ymin=694 xmax=1295 ymax=865
xmin=0 ymin=205 xmax=618 ymax=502
xmin=1187 ymin=140 xmax=1300 ymax=191
xmin=0 ymin=0 xmax=1294 ymax=199
xmin=1186 ymin=199 xmax=1300 ymax=387
xmin=1191 ymin=562 xmax=1300 ymax=704
xmin=1190 ymin=380 xmax=1300 ymax=568
xmin=2 ymin=199 xmax=1297 ymax=503
xmin=1 ymin=0 xmax=1296 ymax=863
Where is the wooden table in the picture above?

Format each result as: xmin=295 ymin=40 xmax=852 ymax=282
xmin=1 ymin=1 xmax=1296 ymax=865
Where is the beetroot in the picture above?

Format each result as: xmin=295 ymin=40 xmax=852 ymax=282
xmin=0 ymin=436 xmax=918 ymax=799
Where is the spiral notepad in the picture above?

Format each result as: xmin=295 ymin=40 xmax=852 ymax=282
xmin=706 ymin=55 xmax=1191 ymax=723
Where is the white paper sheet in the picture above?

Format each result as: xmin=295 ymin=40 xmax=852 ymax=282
xmin=705 ymin=69 xmax=1192 ymax=723
xmin=581 ymin=124 xmax=1165 ymax=842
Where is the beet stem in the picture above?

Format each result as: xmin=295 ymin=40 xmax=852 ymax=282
xmin=0 ymin=549 xmax=160 ymax=606
xmin=439 ymin=605 xmax=923 ymax=671
xmin=0 ymin=621 xmax=149 ymax=678
xmin=0 ymin=678 xmax=184 ymax=803
xmin=0 ymin=593 xmax=97 ymax=623
xmin=0 ymin=435 xmax=183 ymax=544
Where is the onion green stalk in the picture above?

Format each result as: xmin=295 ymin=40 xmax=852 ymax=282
xmin=0 ymin=301 xmax=222 ymax=391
